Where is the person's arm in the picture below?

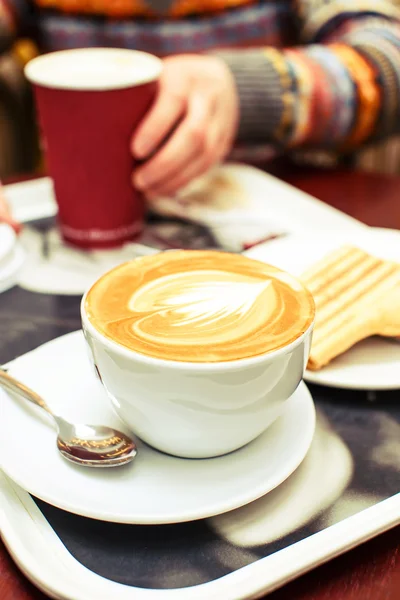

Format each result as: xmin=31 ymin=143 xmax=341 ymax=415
xmin=132 ymin=1 xmax=400 ymax=196
xmin=216 ymin=0 xmax=400 ymax=150
xmin=0 ymin=0 xmax=30 ymax=53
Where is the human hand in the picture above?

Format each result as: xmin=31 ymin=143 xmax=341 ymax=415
xmin=131 ymin=55 xmax=239 ymax=197
xmin=0 ymin=186 xmax=20 ymax=233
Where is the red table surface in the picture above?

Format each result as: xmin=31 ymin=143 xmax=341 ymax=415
xmin=1 ymin=166 xmax=399 ymax=600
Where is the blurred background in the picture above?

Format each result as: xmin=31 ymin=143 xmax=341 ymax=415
xmin=0 ymin=39 xmax=40 ymax=179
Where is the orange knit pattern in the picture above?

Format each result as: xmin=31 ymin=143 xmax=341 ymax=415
xmin=34 ymin=0 xmax=255 ymax=18
xmin=330 ymin=44 xmax=381 ymax=148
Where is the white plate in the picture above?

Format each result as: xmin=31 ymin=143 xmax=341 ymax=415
xmin=0 ymin=224 xmax=25 ymax=293
xmin=246 ymin=227 xmax=400 ymax=390
xmin=4 ymin=177 xmax=57 ymax=223
xmin=0 ymin=223 xmax=15 ymax=267
xmin=0 ymin=331 xmax=315 ymax=525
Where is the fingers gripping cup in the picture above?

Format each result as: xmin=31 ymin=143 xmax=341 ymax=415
xmin=25 ymin=48 xmax=162 ymax=249
xmin=82 ymin=251 xmax=315 ymax=459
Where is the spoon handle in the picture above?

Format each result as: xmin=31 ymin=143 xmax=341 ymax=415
xmin=0 ymin=369 xmax=54 ymax=416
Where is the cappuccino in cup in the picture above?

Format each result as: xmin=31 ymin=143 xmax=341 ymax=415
xmin=85 ymin=250 xmax=314 ymax=362
xmin=82 ymin=250 xmax=315 ymax=458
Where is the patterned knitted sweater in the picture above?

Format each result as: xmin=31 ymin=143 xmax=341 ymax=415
xmin=1 ymin=0 xmax=400 ymax=152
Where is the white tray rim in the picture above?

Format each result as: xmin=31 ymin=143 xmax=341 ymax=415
xmin=4 ymin=167 xmax=367 ymax=232
xmin=1 ymin=471 xmax=399 ymax=600
xmin=2 ymin=169 xmax=397 ymax=599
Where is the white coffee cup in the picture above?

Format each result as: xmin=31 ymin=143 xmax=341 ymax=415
xmin=81 ymin=289 xmax=314 ymax=459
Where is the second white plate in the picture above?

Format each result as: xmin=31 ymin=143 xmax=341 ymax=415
xmin=246 ymin=227 xmax=400 ymax=390
xmin=0 ymin=331 xmax=315 ymax=524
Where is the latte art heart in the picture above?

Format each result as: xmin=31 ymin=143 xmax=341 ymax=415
xmin=85 ymin=251 xmax=315 ymax=362
xmin=128 ymin=272 xmax=278 ymax=346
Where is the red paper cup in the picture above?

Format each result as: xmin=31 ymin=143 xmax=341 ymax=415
xmin=25 ymin=48 xmax=162 ymax=249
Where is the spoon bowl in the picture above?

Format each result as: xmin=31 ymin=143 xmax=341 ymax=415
xmin=55 ymin=418 xmax=137 ymax=467
xmin=0 ymin=369 xmax=137 ymax=467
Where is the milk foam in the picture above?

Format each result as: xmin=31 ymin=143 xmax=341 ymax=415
xmin=85 ymin=251 xmax=315 ymax=363
xmin=25 ymin=48 xmax=162 ymax=91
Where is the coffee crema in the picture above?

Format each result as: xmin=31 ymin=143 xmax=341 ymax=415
xmin=85 ymin=250 xmax=315 ymax=362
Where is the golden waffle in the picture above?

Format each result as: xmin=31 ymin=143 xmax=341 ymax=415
xmin=301 ymin=245 xmax=400 ymax=370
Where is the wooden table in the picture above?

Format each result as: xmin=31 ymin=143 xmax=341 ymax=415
xmin=1 ymin=167 xmax=399 ymax=600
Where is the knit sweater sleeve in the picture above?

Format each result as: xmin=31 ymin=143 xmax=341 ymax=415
xmin=216 ymin=0 xmax=400 ymax=151
xmin=0 ymin=0 xmax=31 ymax=53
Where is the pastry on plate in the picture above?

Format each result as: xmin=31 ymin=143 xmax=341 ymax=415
xmin=302 ymin=245 xmax=400 ymax=370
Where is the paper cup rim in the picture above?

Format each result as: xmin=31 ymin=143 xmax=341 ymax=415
xmin=24 ymin=48 xmax=162 ymax=91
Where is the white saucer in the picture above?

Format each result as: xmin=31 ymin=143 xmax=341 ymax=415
xmin=0 ymin=331 xmax=315 ymax=524
xmin=0 ymin=224 xmax=25 ymax=293
xmin=246 ymin=227 xmax=400 ymax=390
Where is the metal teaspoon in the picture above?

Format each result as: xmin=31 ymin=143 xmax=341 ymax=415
xmin=0 ymin=369 xmax=137 ymax=467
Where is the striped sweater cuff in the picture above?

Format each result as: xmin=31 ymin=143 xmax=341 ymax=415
xmin=213 ymin=49 xmax=284 ymax=143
